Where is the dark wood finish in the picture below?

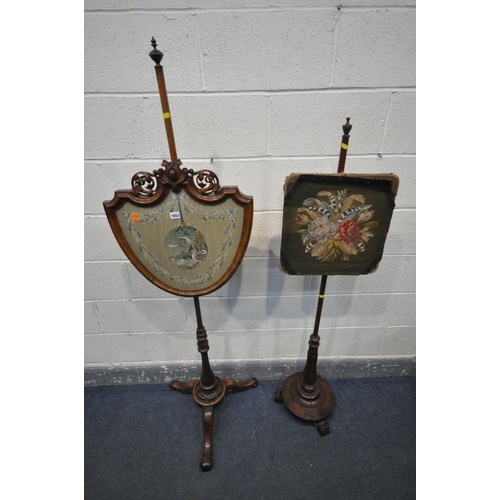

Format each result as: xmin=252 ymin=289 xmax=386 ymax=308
xmin=302 ymin=275 xmax=328 ymax=391
xmin=337 ymin=117 xmax=351 ymax=174
xmin=201 ymin=406 xmax=215 ymax=471
xmin=102 ymin=38 xmax=258 ymax=470
xmin=224 ymin=377 xmax=258 ymax=392
xmin=278 ymin=276 xmax=334 ymax=432
xmin=276 ymin=119 xmax=353 ymax=435
xmin=170 ymin=296 xmax=257 ymax=470
xmin=103 ymin=149 xmax=254 ymax=299
xmin=281 ymin=373 xmax=334 ymax=422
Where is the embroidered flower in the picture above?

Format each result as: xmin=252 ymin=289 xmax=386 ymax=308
xmin=307 ymin=215 xmax=337 ymax=243
xmin=338 ymin=218 xmax=362 ymax=244
xmin=295 ymin=188 xmax=377 ymax=262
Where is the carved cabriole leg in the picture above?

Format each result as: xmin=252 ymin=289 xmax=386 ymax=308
xmin=201 ymin=406 xmax=215 ymax=471
xmin=169 ymin=295 xmax=258 ymax=470
xmin=224 ymin=377 xmax=258 ymax=392
xmin=169 ymin=379 xmax=197 ymax=394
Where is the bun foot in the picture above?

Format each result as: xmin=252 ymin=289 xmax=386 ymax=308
xmin=274 ymin=389 xmax=283 ymax=403
xmin=316 ymin=420 xmax=330 ymax=436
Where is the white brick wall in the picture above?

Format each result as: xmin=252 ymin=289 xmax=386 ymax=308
xmin=84 ymin=1 xmax=416 ymax=373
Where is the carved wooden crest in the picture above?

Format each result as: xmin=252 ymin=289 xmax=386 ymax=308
xmin=104 ymin=160 xmax=253 ymax=296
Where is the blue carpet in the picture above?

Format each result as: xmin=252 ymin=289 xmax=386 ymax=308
xmin=85 ymin=376 xmax=415 ymax=499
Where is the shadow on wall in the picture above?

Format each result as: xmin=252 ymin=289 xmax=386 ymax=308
xmin=219 ymin=263 xmax=243 ymax=314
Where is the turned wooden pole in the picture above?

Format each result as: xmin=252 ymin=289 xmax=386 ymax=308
xmin=301 ymin=118 xmax=352 ymax=394
xmin=301 ymin=275 xmax=328 ymax=391
xmin=146 ymin=37 xmax=256 ymax=470
xmin=279 ymin=118 xmax=353 ymax=434
xmin=149 ymin=37 xmax=178 ymax=163
xmin=337 ymin=117 xmax=352 ymax=173
xmin=193 ymin=296 xmax=219 ymax=398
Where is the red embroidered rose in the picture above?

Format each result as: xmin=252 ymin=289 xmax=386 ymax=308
xmin=338 ymin=218 xmax=362 ymax=244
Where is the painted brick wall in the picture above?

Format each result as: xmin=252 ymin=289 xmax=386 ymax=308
xmin=84 ymin=0 xmax=416 ymax=376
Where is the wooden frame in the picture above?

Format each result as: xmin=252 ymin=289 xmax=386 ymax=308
xmin=101 ymin=38 xmax=258 ymax=471
xmin=279 ymin=172 xmax=399 ymax=276
xmin=275 ymin=118 xmax=400 ymax=437
xmin=103 ymin=159 xmax=253 ymax=297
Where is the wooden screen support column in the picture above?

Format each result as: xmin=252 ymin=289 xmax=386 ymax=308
xmin=147 ymin=38 xmax=258 ymax=471
xmin=275 ymin=118 xmax=352 ymax=436
xmin=170 ymin=296 xmax=258 ymax=471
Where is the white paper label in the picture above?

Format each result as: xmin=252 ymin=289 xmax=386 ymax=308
xmin=170 ymin=212 xmax=181 ymax=220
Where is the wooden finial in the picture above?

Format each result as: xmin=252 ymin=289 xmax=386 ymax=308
xmin=149 ymin=37 xmax=164 ymax=66
xmin=337 ymin=117 xmax=352 ymax=174
xmin=343 ymin=117 xmax=352 ymax=135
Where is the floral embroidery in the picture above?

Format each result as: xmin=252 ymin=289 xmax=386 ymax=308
xmin=122 ymin=196 xmax=238 ymax=286
xmin=296 ymin=188 xmax=377 ymax=262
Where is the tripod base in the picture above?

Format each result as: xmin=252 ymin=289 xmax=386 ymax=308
xmin=276 ymin=372 xmax=334 ymax=436
xmin=170 ymin=376 xmax=258 ymax=471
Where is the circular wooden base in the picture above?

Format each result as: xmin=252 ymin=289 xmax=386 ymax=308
xmin=192 ymin=377 xmax=226 ymax=407
xmin=282 ymin=372 xmax=334 ymax=422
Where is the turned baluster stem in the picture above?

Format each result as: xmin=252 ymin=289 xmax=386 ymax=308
xmin=193 ymin=296 xmax=217 ymax=392
xmin=302 ymin=275 xmax=328 ymax=390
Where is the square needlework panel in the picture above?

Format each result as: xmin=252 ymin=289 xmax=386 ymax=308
xmin=279 ymin=173 xmax=399 ymax=276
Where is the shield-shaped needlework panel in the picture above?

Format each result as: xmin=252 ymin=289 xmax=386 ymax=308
xmin=104 ymin=164 xmax=252 ymax=297
xmin=117 ymin=190 xmax=245 ymax=293
xmin=280 ymin=173 xmax=399 ymax=276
